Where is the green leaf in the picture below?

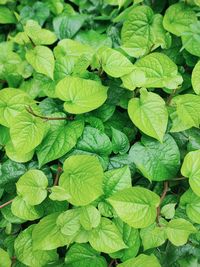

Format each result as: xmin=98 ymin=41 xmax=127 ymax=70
xmin=128 ymin=88 xmax=168 ymax=142
xmin=65 ymin=243 xmax=107 ymax=267
xmin=118 ymin=254 xmax=161 ymax=267
xmin=32 ymin=212 xmax=70 ymax=250
xmin=180 ymin=189 xmax=200 ymax=224
xmin=97 ymin=47 xmax=133 ymax=78
xmin=56 ymin=209 xmax=81 ymax=236
xmin=192 ymin=61 xmax=200 ymax=95
xmin=0 ymin=88 xmax=34 ymax=127
xmin=16 ymin=170 xmax=48 ymax=205
xmin=88 ymin=218 xmax=127 ymax=253
xmin=181 ymin=21 xmax=200 ymax=58
xmin=0 ymin=6 xmax=16 ymax=24
xmin=108 ymin=187 xmax=160 ymax=228
xmin=181 ymin=150 xmax=200 ymax=196
xmin=161 ymin=203 xmax=176 ymax=219
xmin=124 ymin=53 xmax=182 ymax=89
xmin=10 ymin=111 xmax=47 ymax=154
xmin=103 ymin=166 xmax=132 ymax=198
xmin=163 ymin=3 xmax=197 ymax=36
xmin=77 ymin=126 xmax=112 ymax=156
xmin=80 ymin=205 xmax=101 ymax=230
xmin=26 ymin=46 xmax=55 ymax=79
xmin=165 ymin=218 xmax=196 ymax=246
xmin=129 ymin=135 xmax=180 ymax=181
xmin=0 ymin=248 xmax=11 ymax=267
xmin=37 ymin=120 xmax=84 ymax=166
xmin=55 ymin=76 xmax=108 ymax=114
xmin=11 ymin=196 xmax=44 ymax=221
xmin=111 ymin=127 xmax=130 ymax=155
xmin=14 ymin=225 xmax=58 ymax=267
xmin=111 ymin=218 xmax=140 ymax=262
xmin=140 ymin=222 xmax=167 ymax=250
xmin=24 ymin=20 xmax=57 ymax=45
xmin=59 ymin=155 xmax=103 ymax=206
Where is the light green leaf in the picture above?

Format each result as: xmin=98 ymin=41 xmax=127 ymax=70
xmin=103 ymin=166 xmax=132 ymax=198
xmin=56 ymin=209 xmax=81 ymax=236
xmin=11 ymin=196 xmax=44 ymax=221
xmin=10 ymin=111 xmax=47 ymax=154
xmin=181 ymin=22 xmax=200 ymax=57
xmin=163 ymin=3 xmax=197 ymax=36
xmin=0 ymin=6 xmax=16 ymax=24
xmin=32 ymin=212 xmax=70 ymax=250
xmin=37 ymin=120 xmax=84 ymax=166
xmin=24 ymin=19 xmax=57 ymax=45
xmin=26 ymin=46 xmax=55 ymax=79
xmin=97 ymin=47 xmax=133 ymax=78
xmin=89 ymin=218 xmax=127 ymax=253
xmin=65 ymin=243 xmax=107 ymax=267
xmin=14 ymin=225 xmax=58 ymax=267
xmin=49 ymin=186 xmax=71 ymax=201
xmin=128 ymin=88 xmax=168 ymax=142
xmin=55 ymin=76 xmax=108 ymax=114
xmin=59 ymin=155 xmax=103 ymax=206
xmin=140 ymin=221 xmax=167 ymax=250
xmin=0 ymin=248 xmax=11 ymax=267
xmin=111 ymin=127 xmax=130 ymax=155
xmin=192 ymin=61 xmax=200 ymax=95
xmin=121 ymin=6 xmax=154 ymax=58
xmin=108 ymin=187 xmax=160 ymax=228
xmin=0 ymin=88 xmax=34 ymax=127
xmin=172 ymin=94 xmax=200 ymax=129
xmin=181 ymin=150 xmax=200 ymax=196
xmin=161 ymin=203 xmax=176 ymax=219
xmin=16 ymin=169 xmax=48 ymax=205
xmin=118 ymin=254 xmax=161 ymax=267
xmin=80 ymin=205 xmax=101 ymax=230
xmin=126 ymin=53 xmax=182 ymax=89
xmin=129 ymin=135 xmax=180 ymax=181
xmin=165 ymin=218 xmax=196 ymax=246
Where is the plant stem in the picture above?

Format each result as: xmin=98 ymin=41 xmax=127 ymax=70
xmin=26 ymin=106 xmax=74 ymax=121
xmin=0 ymin=199 xmax=13 ymax=209
xmin=156 ymin=182 xmax=169 ymax=227
xmin=109 ymin=259 xmax=115 ymax=267
xmin=53 ymin=165 xmax=63 ymax=186
xmin=166 ymin=89 xmax=176 ymax=105
xmin=173 ymin=177 xmax=187 ymax=181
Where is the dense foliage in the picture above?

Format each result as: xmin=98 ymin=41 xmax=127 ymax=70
xmin=1 ymin=0 xmax=200 ymax=266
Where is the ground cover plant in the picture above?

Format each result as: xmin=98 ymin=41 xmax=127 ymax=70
xmin=1 ymin=0 xmax=200 ymax=266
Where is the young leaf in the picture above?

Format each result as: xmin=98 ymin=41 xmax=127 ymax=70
xmin=111 ymin=127 xmax=130 ymax=155
xmin=55 ymin=76 xmax=108 ymax=114
xmin=26 ymin=46 xmax=55 ymax=79
xmin=11 ymin=196 xmax=44 ymax=221
xmin=32 ymin=213 xmax=70 ymax=250
xmin=163 ymin=2 xmax=197 ymax=36
xmin=88 ymin=218 xmax=127 ymax=253
xmin=0 ymin=248 xmax=11 ymax=267
xmin=165 ymin=219 xmax=196 ymax=246
xmin=10 ymin=111 xmax=47 ymax=154
xmin=129 ymin=135 xmax=180 ymax=181
xmin=108 ymin=187 xmax=160 ymax=228
xmin=80 ymin=205 xmax=101 ymax=230
xmin=14 ymin=225 xmax=58 ymax=267
xmin=49 ymin=186 xmax=71 ymax=201
xmin=118 ymin=254 xmax=161 ymax=267
xmin=59 ymin=155 xmax=104 ymax=206
xmin=16 ymin=170 xmax=48 ymax=205
xmin=65 ymin=243 xmax=107 ymax=267
xmin=97 ymin=47 xmax=133 ymax=78
xmin=128 ymin=88 xmax=168 ymax=142
xmin=192 ymin=61 xmax=200 ymax=95
xmin=181 ymin=150 xmax=200 ymax=196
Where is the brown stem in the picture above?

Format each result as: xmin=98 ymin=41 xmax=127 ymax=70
xmin=11 ymin=256 xmax=16 ymax=267
xmin=156 ymin=182 xmax=169 ymax=227
xmin=109 ymin=259 xmax=115 ymax=267
xmin=53 ymin=165 xmax=63 ymax=186
xmin=0 ymin=199 xmax=13 ymax=209
xmin=26 ymin=106 xmax=74 ymax=121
